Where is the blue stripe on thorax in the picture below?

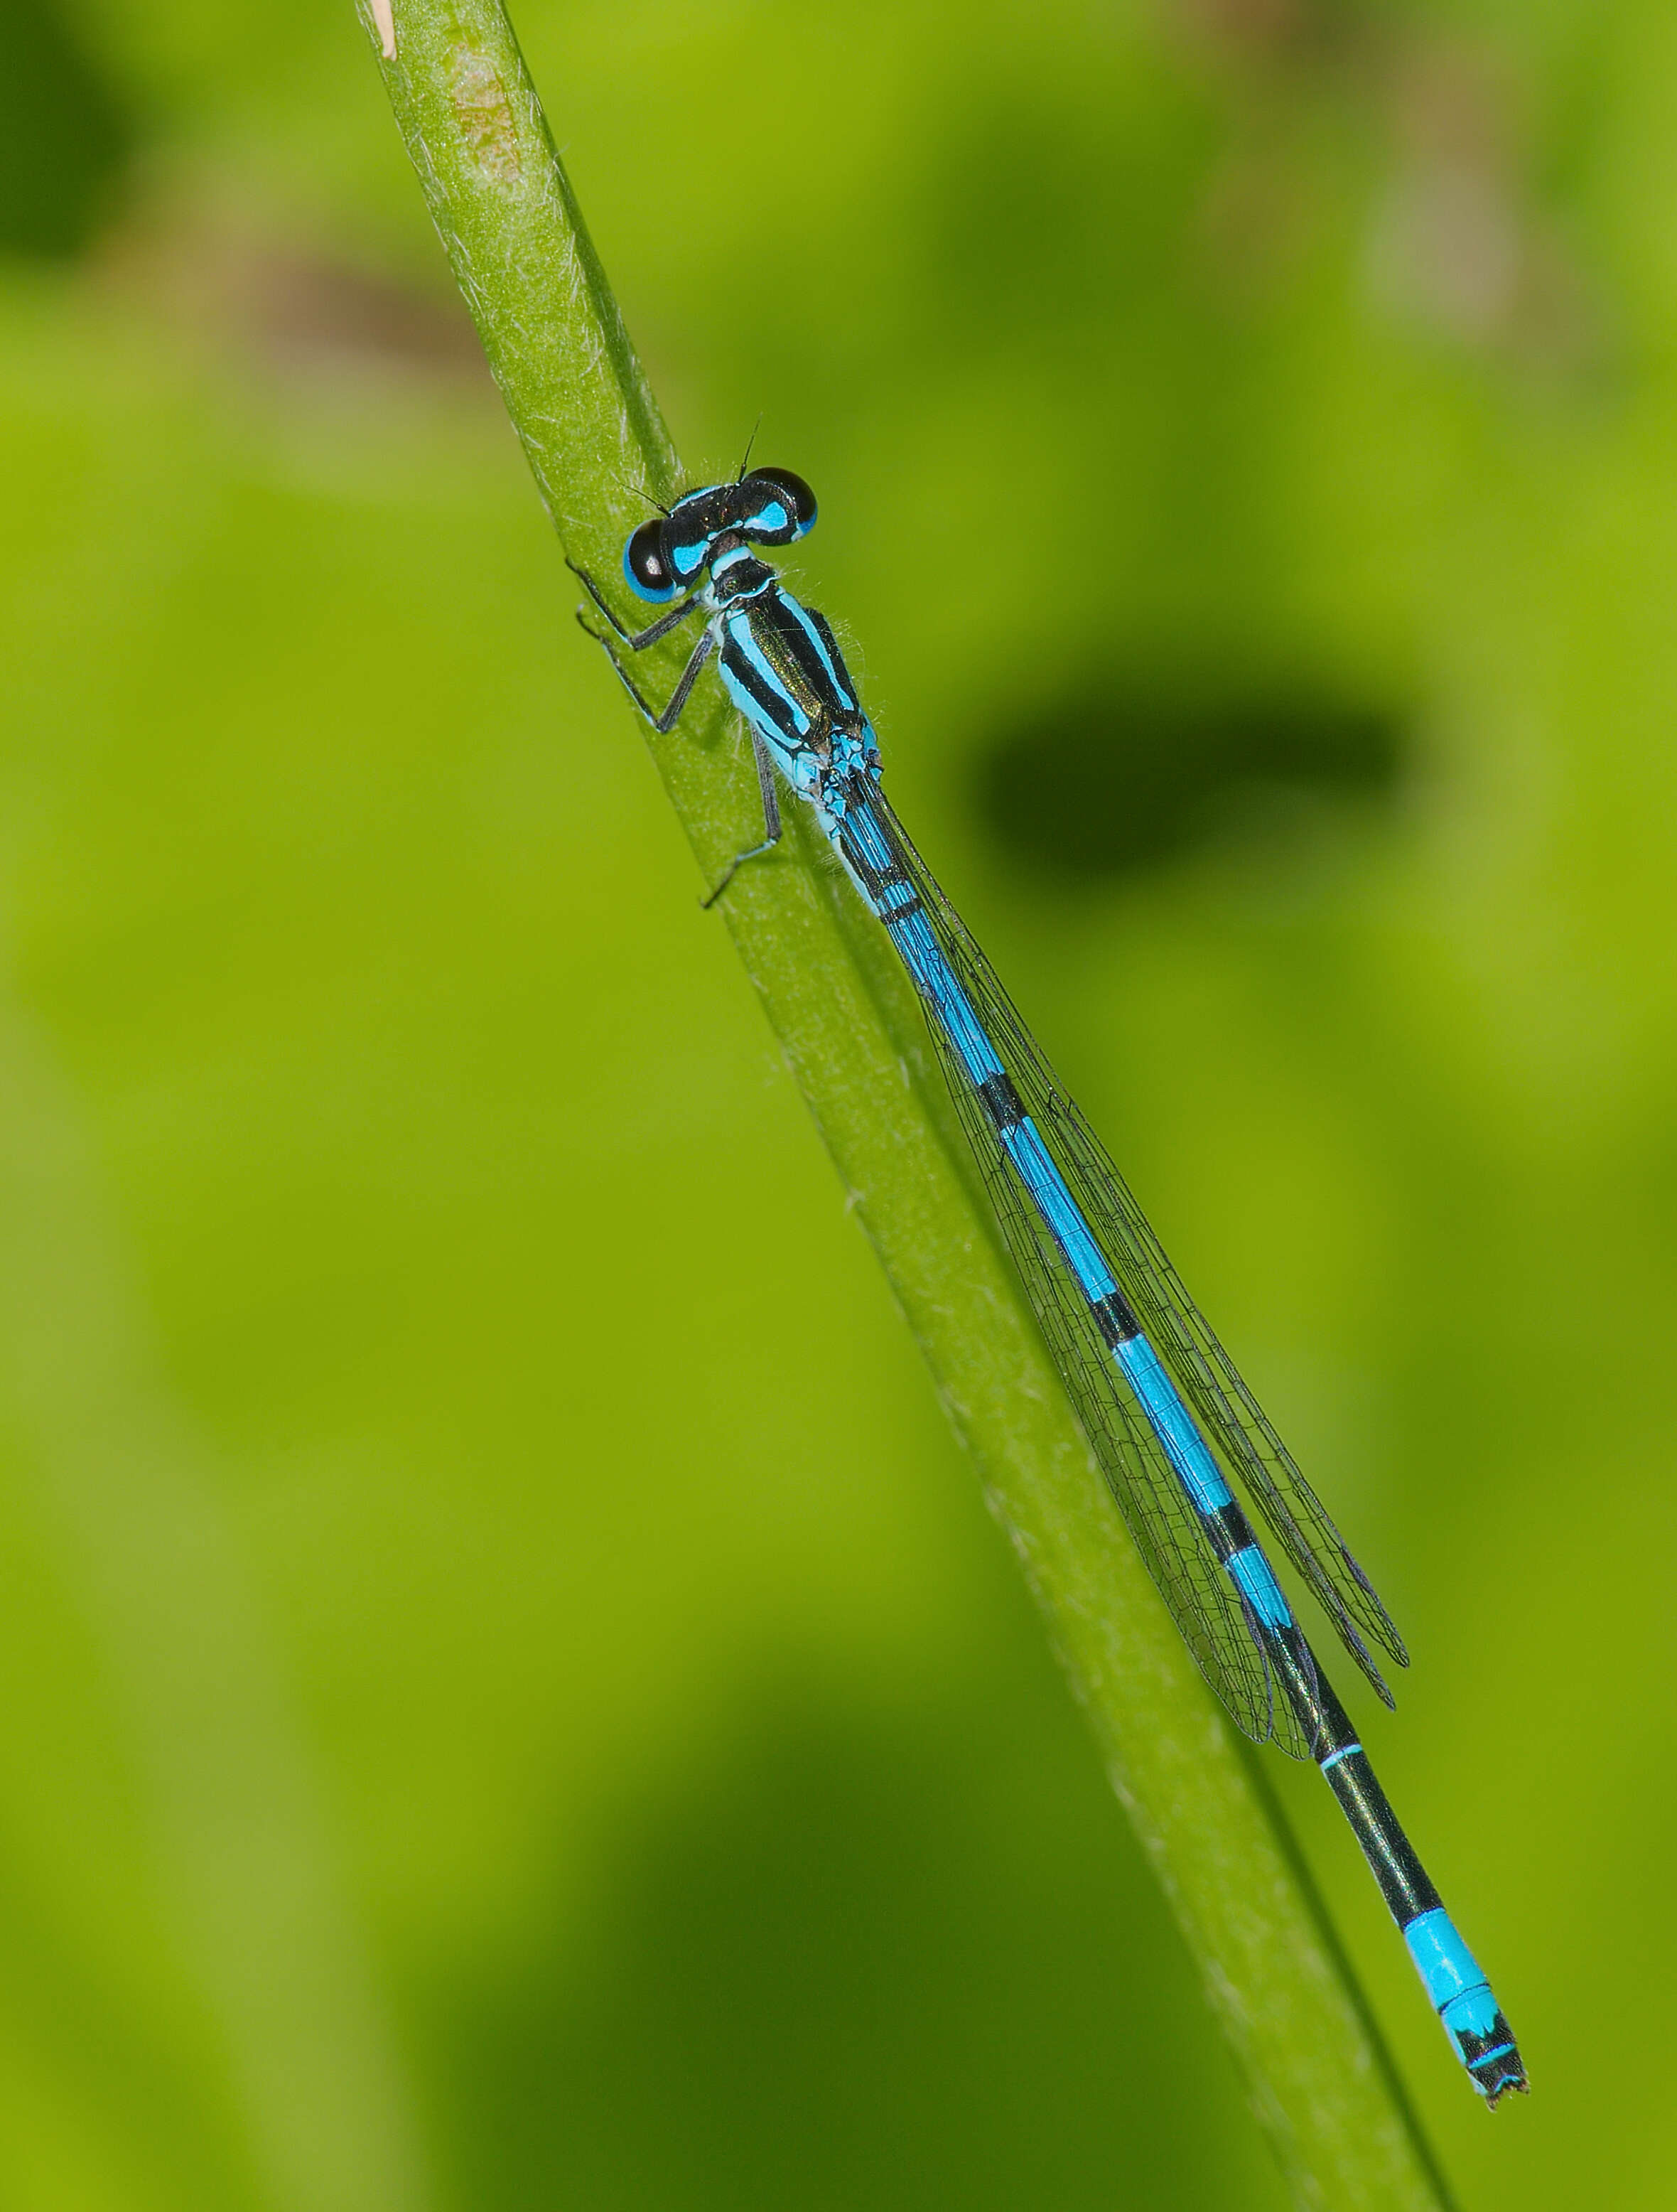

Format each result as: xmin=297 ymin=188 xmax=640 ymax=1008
xmin=717 ymin=660 xmax=809 ymax=760
xmin=723 ymin=611 xmax=811 ymax=734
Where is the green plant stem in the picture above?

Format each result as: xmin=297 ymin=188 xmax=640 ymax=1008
xmin=359 ymin=6 xmax=1454 ymax=2204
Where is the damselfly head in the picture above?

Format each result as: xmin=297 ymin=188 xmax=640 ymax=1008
xmin=621 ymin=469 xmax=818 ymax=602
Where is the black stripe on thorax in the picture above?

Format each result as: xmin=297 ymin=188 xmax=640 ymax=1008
xmin=753 ymin=589 xmax=852 ymax=714
xmin=718 ymin=631 xmax=810 ymax=748
xmin=804 ymin=604 xmax=863 ymax=711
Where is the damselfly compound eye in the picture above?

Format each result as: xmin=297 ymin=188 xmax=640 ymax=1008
xmin=742 ymin=468 xmax=817 ymax=541
xmin=624 ymin=518 xmax=678 ymax=601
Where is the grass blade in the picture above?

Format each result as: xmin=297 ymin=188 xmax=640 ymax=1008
xmin=360 ymin=6 xmax=1456 ymax=2202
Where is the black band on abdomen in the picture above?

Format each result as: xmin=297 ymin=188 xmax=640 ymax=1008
xmin=976 ymin=1072 xmax=1026 ymax=1129
xmin=1320 ymin=1747 xmax=1443 ymax=1925
xmin=1089 ymin=1287 xmax=1142 ymax=1346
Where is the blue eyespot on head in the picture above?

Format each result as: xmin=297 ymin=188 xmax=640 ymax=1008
xmin=739 ymin=468 xmax=817 ymax=544
xmin=622 ymin=517 xmax=679 ymax=603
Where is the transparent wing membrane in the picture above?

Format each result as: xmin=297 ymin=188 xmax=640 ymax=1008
xmin=867 ymin=793 xmax=1404 ymax=1743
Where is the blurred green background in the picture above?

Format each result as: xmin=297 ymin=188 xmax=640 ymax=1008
xmin=0 ymin=0 xmax=1668 ymax=2205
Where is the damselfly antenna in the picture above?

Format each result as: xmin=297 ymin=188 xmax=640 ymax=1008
xmin=613 ymin=471 xmax=669 ymax=519
xmin=735 ymin=417 xmax=762 ymax=483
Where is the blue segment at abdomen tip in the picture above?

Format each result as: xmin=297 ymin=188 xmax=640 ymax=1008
xmin=1404 ymin=1909 xmax=1502 ymax=2038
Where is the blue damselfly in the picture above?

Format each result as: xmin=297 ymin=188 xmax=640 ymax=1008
xmin=573 ymin=468 xmax=1526 ymax=2106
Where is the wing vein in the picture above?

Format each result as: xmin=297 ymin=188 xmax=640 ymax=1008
xmin=865 ymin=791 xmax=1403 ymax=1743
